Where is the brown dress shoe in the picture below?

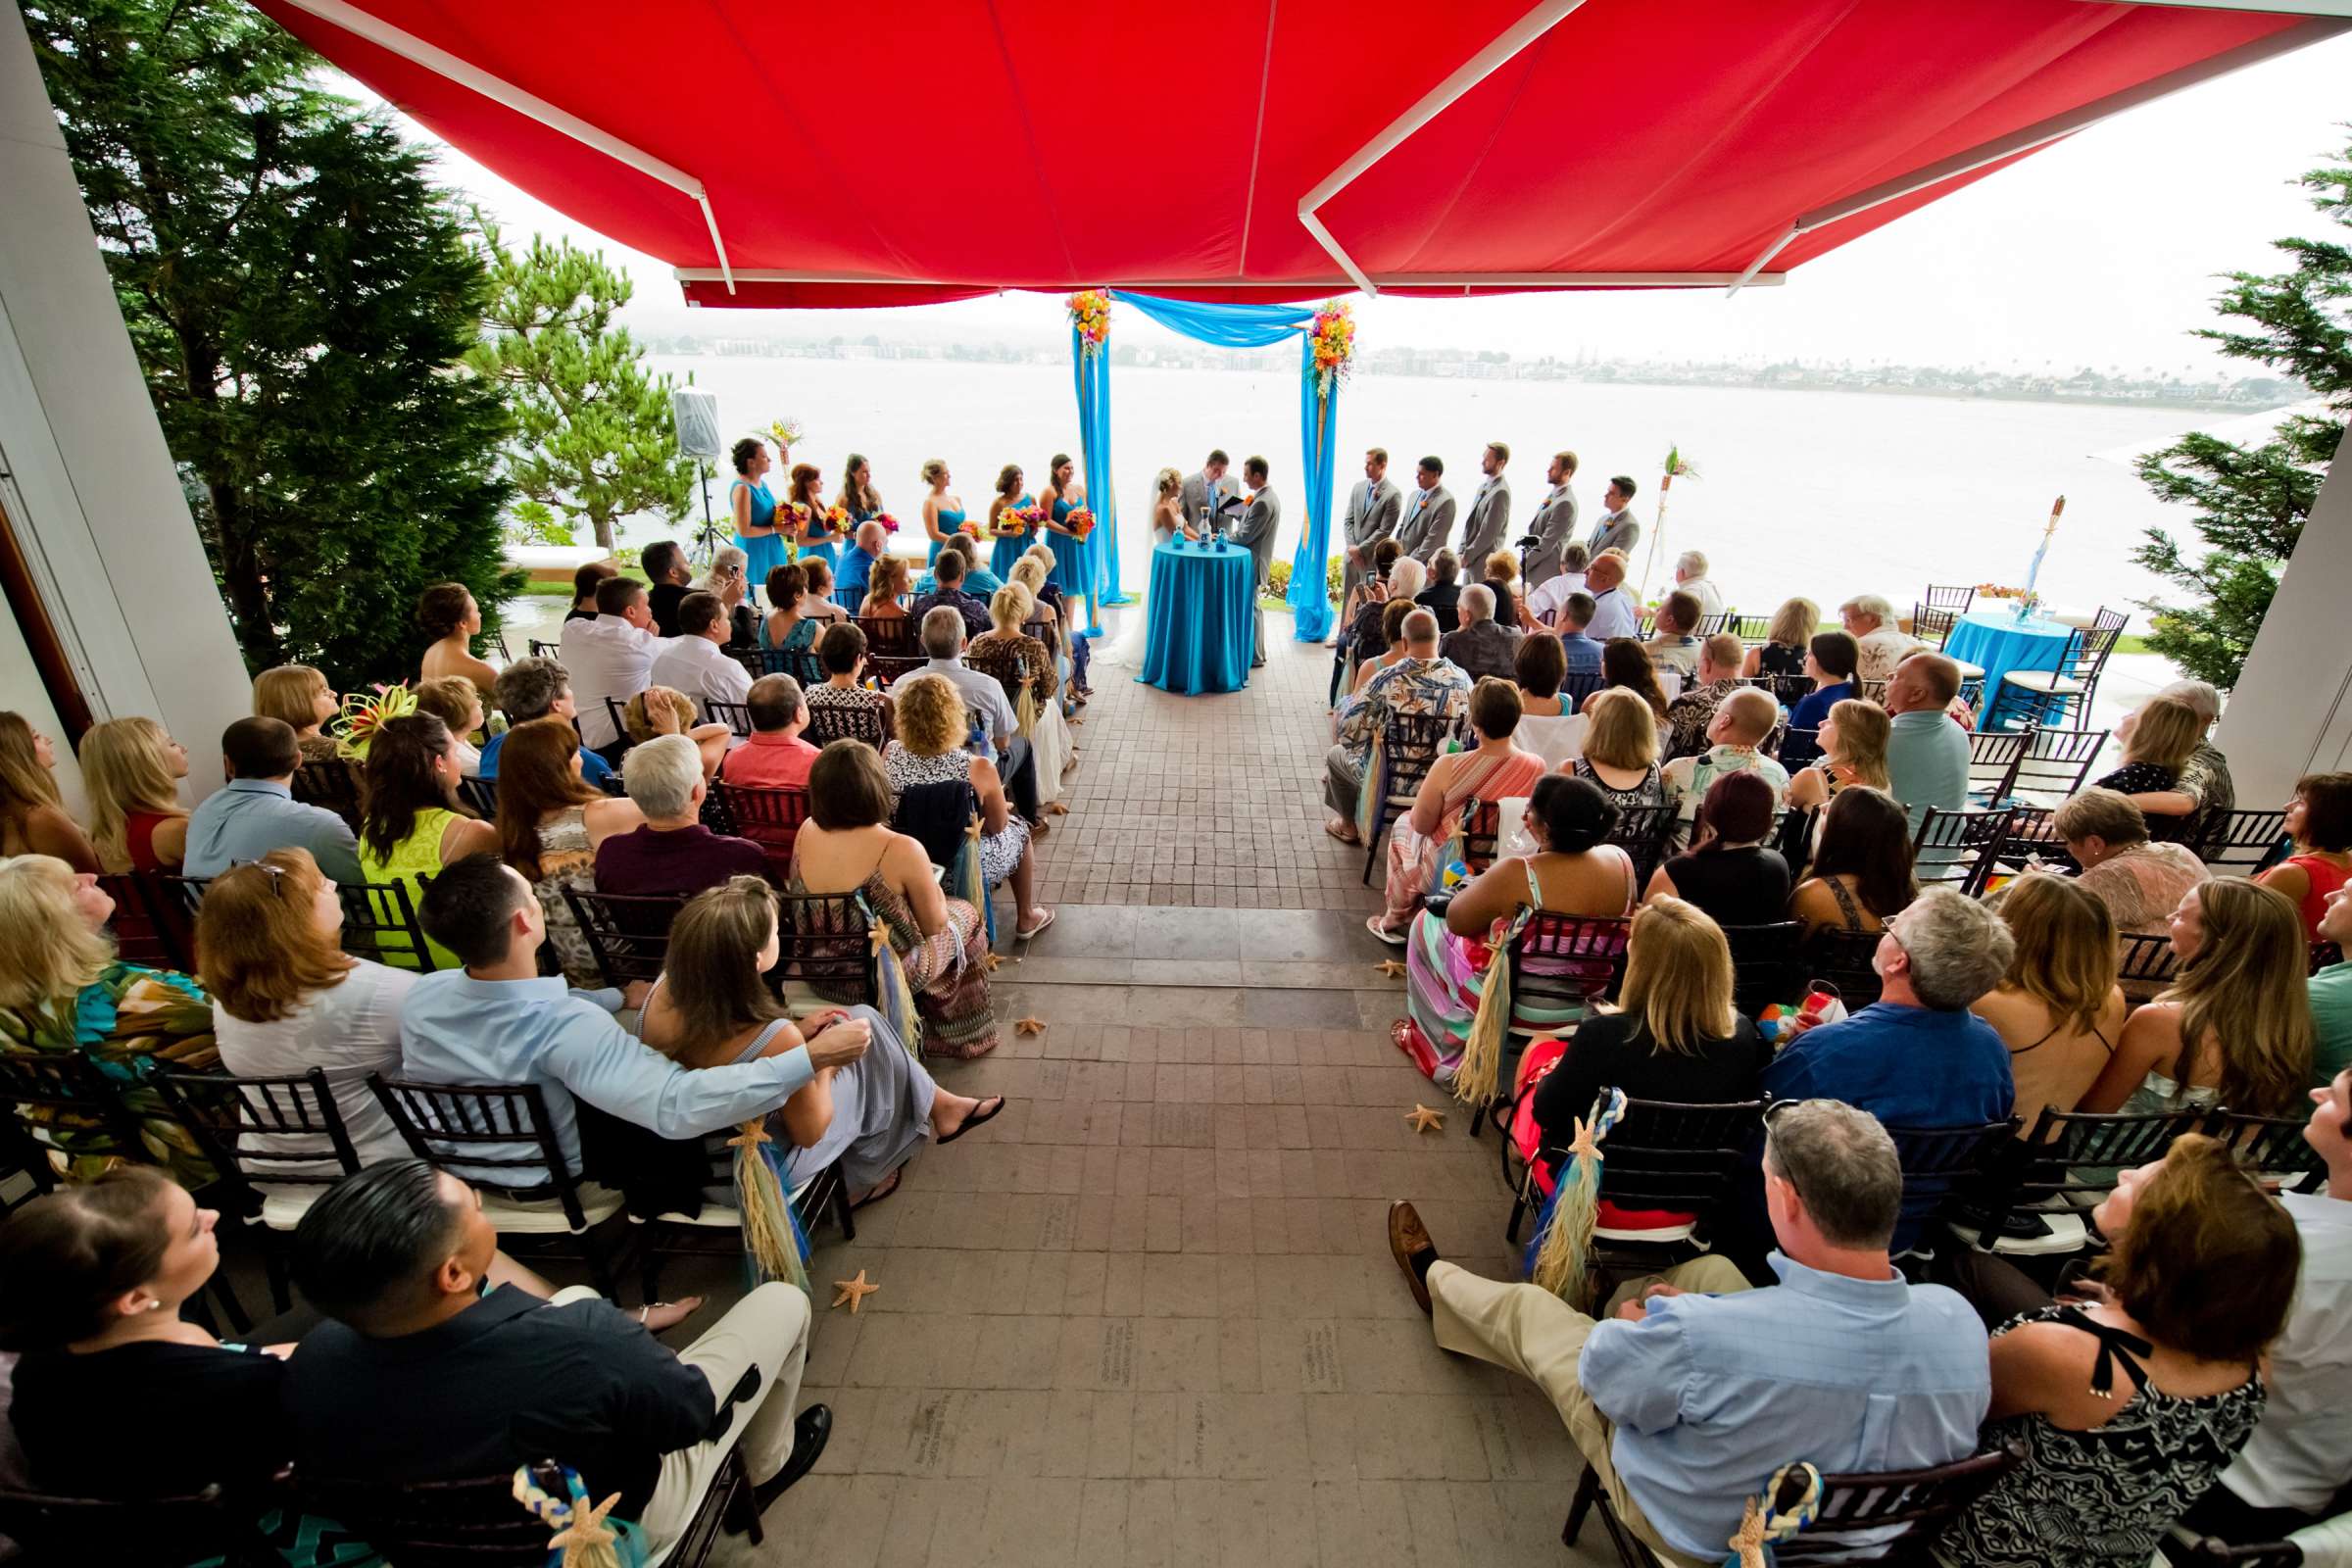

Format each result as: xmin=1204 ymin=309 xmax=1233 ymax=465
xmin=1388 ymin=1200 xmax=1439 ymax=1317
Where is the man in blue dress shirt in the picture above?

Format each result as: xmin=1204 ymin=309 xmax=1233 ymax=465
xmin=183 ymin=717 xmax=364 ymax=884
xmin=1389 ymin=1101 xmax=1989 ymax=1566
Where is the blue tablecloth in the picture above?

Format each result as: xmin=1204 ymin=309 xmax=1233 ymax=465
xmin=1139 ymin=539 xmax=1253 ymax=695
xmin=1945 ymin=610 xmax=2073 ymax=699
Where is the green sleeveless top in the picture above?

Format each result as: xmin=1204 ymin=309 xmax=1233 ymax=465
xmin=356 ymin=806 xmax=463 ymax=971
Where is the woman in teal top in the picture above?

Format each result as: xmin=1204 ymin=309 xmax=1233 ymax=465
xmin=759 ymin=563 xmax=823 ymax=664
xmin=919 ymin=458 xmax=963 ymax=566
xmin=353 ymin=713 xmax=497 ymax=970
xmin=729 ymin=437 xmax=786 ymax=603
xmin=786 ymin=462 xmax=838 ymax=578
xmin=987 ymin=463 xmax=1034 ymax=582
xmin=1038 ymin=452 xmax=1096 ymax=633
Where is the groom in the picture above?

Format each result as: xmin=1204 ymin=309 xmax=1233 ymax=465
xmin=1179 ymin=449 xmax=1242 ymax=537
xmin=1232 ymin=456 xmax=1281 ymax=671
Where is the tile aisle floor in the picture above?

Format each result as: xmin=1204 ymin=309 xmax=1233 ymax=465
xmin=729 ymin=615 xmax=1603 ymax=1566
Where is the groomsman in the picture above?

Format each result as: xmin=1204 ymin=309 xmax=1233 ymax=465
xmin=1339 ymin=448 xmax=1402 ymax=621
xmin=1525 ymin=451 xmax=1581 ymax=588
xmin=1455 ymin=442 xmax=1513 ymax=575
xmin=1585 ymin=475 xmax=1641 ymax=559
xmin=1179 ymin=449 xmax=1242 ymax=535
xmin=1395 ymin=456 xmax=1456 ymax=564
xmin=1233 ymin=456 xmax=1281 ymax=670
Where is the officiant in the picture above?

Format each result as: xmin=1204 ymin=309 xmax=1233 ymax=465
xmin=1232 ymin=456 xmax=1281 ymax=670
xmin=1179 ymin=449 xmax=1241 ymax=534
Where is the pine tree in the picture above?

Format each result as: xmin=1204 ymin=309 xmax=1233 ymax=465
xmin=2132 ymin=136 xmax=2350 ymax=689
xmin=25 ymin=0 xmax=517 ymax=684
xmin=467 ymin=221 xmax=696 ymax=552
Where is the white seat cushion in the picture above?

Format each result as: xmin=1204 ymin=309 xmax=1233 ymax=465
xmin=1592 ymin=1221 xmax=1697 ymax=1245
xmin=480 ymin=1181 xmax=625 ymax=1235
xmin=2000 ymin=670 xmax=2083 ymax=695
xmin=1945 ymin=1209 xmax=2088 ymax=1257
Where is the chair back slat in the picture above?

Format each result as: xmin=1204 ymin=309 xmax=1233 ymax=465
xmin=778 ymin=892 xmax=880 ymax=1004
xmin=1800 ymin=926 xmax=1885 ymax=1008
xmin=1719 ymin=922 xmax=1804 ymax=1019
xmin=301 ymin=1458 xmax=583 ymax=1567
xmin=368 ymin=1076 xmax=584 ymax=1221
xmin=1455 ymin=798 xmax=1501 ymax=876
xmin=1560 ymin=670 xmax=1607 ymax=710
xmin=1574 ymin=1096 xmax=1762 ymax=1215
xmin=1742 ymin=672 xmax=1812 ymax=708
xmin=289 ymin=760 xmax=364 ymax=828
xmin=2201 ymin=808 xmax=2291 ymax=876
xmin=1507 ymin=913 xmax=1630 ymax=1018
xmin=99 ymin=870 xmax=192 ymax=970
xmin=1885 ymin=1117 xmax=2020 ymax=1242
xmin=1911 ymin=807 xmax=2012 ymax=898
xmin=1922 ymin=584 xmax=1977 ymax=614
xmin=1965 ymin=729 xmax=2028 ymax=802
xmin=1958 ymin=1105 xmax=2209 ymax=1249
xmin=2116 ymin=931 xmax=2180 ymax=990
xmin=1771 ymin=1444 xmax=2020 ymax=1561
xmin=704 ymin=698 xmax=755 ymax=738
xmin=1912 ymin=604 xmax=1959 ymax=650
xmin=1603 ymin=804 xmax=1680 ymax=884
xmin=805 ymin=698 xmax=889 ymax=750
xmin=0 ymin=1054 xmax=153 ymax=1171
xmin=2210 ymin=1108 xmax=2329 ymax=1194
xmin=2004 ymin=726 xmax=2109 ymax=804
xmin=893 ymin=780 xmax=982 ymax=876
xmin=854 ymin=613 xmax=919 ymax=658
xmin=560 ymin=887 xmax=687 ymax=988
xmin=153 ymin=1067 xmax=360 ymax=1189
xmin=453 ymin=776 xmax=499 ymax=817
xmin=341 ymin=880 xmax=437 ymax=972
xmin=0 ymin=1482 xmax=285 ymax=1568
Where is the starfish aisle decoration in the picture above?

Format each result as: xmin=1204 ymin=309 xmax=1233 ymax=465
xmin=1015 ymin=1015 xmax=1048 ymax=1036
xmin=1565 ymin=1113 xmax=1605 ymax=1164
xmin=831 ymin=1269 xmax=881 ymax=1313
xmin=726 ymin=1119 xmax=769 ymax=1152
xmin=982 ymin=952 xmax=1004 ymax=971
xmin=1728 ymin=1496 xmax=1768 ymax=1568
xmin=1375 ymin=958 xmax=1407 ymax=978
xmin=549 ymin=1490 xmax=622 ymax=1565
xmin=1405 ymin=1103 xmax=1445 ymax=1134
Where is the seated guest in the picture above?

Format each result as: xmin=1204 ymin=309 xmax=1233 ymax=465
xmin=2315 ymin=887 xmax=2352 ymax=1083
xmin=884 ymin=674 xmax=1050 ymax=935
xmin=1570 ymin=688 xmax=1668 ymax=809
xmin=2180 ymin=1066 xmax=2352 ymax=1544
xmin=909 ymin=546 xmax=991 ymax=639
xmin=1512 ymin=632 xmax=1581 ymax=770
xmin=1884 ymin=651 xmax=1970 ymax=828
xmin=2122 ymin=678 xmax=2233 ymax=853
xmin=837 ymin=519 xmax=886 ymax=610
xmin=1661 ymin=687 xmax=1789 ymax=837
xmin=1347 ymin=555 xmax=1426 ymax=677
xmin=1838 ymin=592 xmax=1919 ymax=684
xmin=416 ymin=581 xmax=498 ymax=696
xmin=1936 ymin=1135 xmax=2293 ymax=1568
xmin=185 ymin=716 xmax=363 ymax=884
xmin=411 ymin=674 xmax=485 ymax=776
xmin=0 ymin=856 xmax=216 ymax=1180
xmin=1742 ymin=596 xmax=1818 ymax=679
xmin=1785 ymin=697 xmax=1890 ymax=817
xmin=1661 ymin=632 xmax=1746 ymax=761
xmin=2029 ymin=787 xmax=2208 ymax=937
xmin=1349 ymin=597 xmax=1419 ymax=699
xmin=1780 ymin=629 xmax=1859 ymax=767
xmin=2080 ymin=878 xmax=2312 ymax=1117
xmin=641 ymin=877 xmax=1004 ymax=1207
xmin=914 ymin=606 xmax=1041 ymax=828
xmin=1523 ymin=541 xmax=1590 ymax=628
xmin=720 ymin=674 xmax=821 ymax=789
xmin=1415 ymin=550 xmax=1463 ymax=634
xmin=797 ymin=555 xmax=849 ymax=625
xmin=1644 ymin=770 xmax=1789 ymax=927
xmin=1439 ymin=583 xmax=1523 ymax=682
xmin=403 ymin=856 xmax=865 ymax=1178
xmin=2090 ymin=694 xmax=2205 ymax=843
xmin=355 ymin=713 xmax=498 ymax=972
xmin=1388 ymin=1101 xmax=1988 ymax=1568
xmin=758 ymin=563 xmax=818 ymax=659
xmin=973 ymin=582 xmax=1072 ymax=804
xmin=566 ymin=558 xmax=617 ymax=624
xmin=1481 ymin=550 xmax=1523 ymax=629
xmin=861 ymin=553 xmax=913 ymax=620
xmin=476 ymin=656 xmax=616 ymax=790
xmin=1369 ymin=677 xmax=1545 ymax=943
xmin=1765 ymin=888 xmax=2015 ymax=1249
xmin=1672 ymin=550 xmax=1723 ymax=618
xmin=622 ymin=686 xmax=731 ymax=780
xmin=1973 ymin=874 xmax=2126 ymax=1133
xmin=1325 ymin=609 xmax=1473 ymax=846
xmin=1550 ymin=590 xmax=1603 ymax=674
xmin=1642 ymin=590 xmax=1702 ymax=679
xmin=1011 ymin=550 xmax=1087 ymax=702
xmin=1395 ymin=775 xmax=1637 ymax=1088
xmin=252 ymin=663 xmax=345 ymax=765
xmin=932 ymin=532 xmax=1002 ymax=598
xmin=285 ymin=1160 xmax=827 ymax=1553
xmin=1 ymin=712 xmax=99 ymax=872
xmin=1788 ymin=785 xmax=1916 ymax=936
xmin=2258 ymin=770 xmax=2352 ymax=940
xmin=597 ymin=735 xmax=768 ymax=899
xmin=641 ymin=538 xmax=694 ymax=637
xmin=693 ymin=545 xmax=760 ymax=648
xmin=788 ymin=739 xmax=996 ymax=1057
xmin=1341 ymin=536 xmax=1405 ymax=634
xmin=1583 ymin=551 xmax=1640 ymax=642
xmin=1599 ymin=638 xmax=1672 ymax=755
xmin=561 ymin=575 xmax=662 ymax=760
xmin=202 ymin=848 xmax=415 ymax=1166
xmin=802 ymin=624 xmax=895 ymax=744
xmin=77 ymin=715 xmax=189 ymax=872
xmin=650 ymin=589 xmax=755 ymax=718
xmin=493 ymin=716 xmax=645 ymax=987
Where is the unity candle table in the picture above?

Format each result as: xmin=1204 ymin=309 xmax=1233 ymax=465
xmin=1944 ymin=609 xmax=2074 ymax=715
xmin=1137 ymin=538 xmax=1254 ymax=695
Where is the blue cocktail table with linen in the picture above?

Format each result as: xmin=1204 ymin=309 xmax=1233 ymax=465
xmin=1945 ymin=610 xmax=2073 ymax=720
xmin=1138 ymin=539 xmax=1253 ymax=695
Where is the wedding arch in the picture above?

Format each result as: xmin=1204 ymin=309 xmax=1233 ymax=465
xmin=1066 ymin=291 xmax=1352 ymax=642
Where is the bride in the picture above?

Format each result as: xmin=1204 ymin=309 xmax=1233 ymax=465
xmin=1149 ymin=468 xmax=1197 ymax=548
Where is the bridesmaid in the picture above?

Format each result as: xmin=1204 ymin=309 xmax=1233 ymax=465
xmin=1038 ymin=453 xmax=1097 ymax=637
xmin=920 ymin=459 xmax=963 ymax=567
xmin=730 ymin=437 xmax=785 ymax=607
xmin=787 ymin=463 xmax=836 ymax=577
xmin=988 ymin=464 xmax=1033 ymax=582
xmin=837 ymin=453 xmax=883 ymax=526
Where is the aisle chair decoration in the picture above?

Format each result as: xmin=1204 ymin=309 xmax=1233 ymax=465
xmin=728 ymin=1117 xmax=813 ymax=1295
xmin=863 ymin=908 xmax=923 ymax=1057
xmin=332 ymin=682 xmax=417 ymax=760
xmin=1525 ymin=1087 xmax=1626 ymax=1310
xmin=1722 ymin=1462 xmax=1825 ymax=1568
xmin=1450 ymin=906 xmax=1532 ymax=1109
xmin=513 ymin=1462 xmax=642 ymax=1567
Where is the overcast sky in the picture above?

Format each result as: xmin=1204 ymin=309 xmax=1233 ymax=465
xmin=376 ymin=29 xmax=2351 ymax=376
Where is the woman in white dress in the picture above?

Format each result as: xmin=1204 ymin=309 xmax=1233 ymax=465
xmin=1151 ymin=467 xmax=1193 ymax=547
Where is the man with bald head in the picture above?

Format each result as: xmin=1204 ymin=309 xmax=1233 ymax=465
xmin=1583 ymin=552 xmax=1640 ymax=642
xmin=1323 ymin=608 xmax=1472 ymax=844
xmin=837 ymin=519 xmax=888 ymax=610
xmin=1885 ymin=652 xmax=1969 ymax=829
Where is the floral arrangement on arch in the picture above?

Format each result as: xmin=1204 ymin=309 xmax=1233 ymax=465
xmin=1066 ymin=290 xmax=1111 ymax=355
xmin=766 ymin=417 xmax=805 ymax=453
xmin=994 ymin=500 xmax=1046 ymax=538
xmin=1309 ymin=300 xmax=1356 ymax=398
xmin=332 ymin=682 xmax=417 ymax=760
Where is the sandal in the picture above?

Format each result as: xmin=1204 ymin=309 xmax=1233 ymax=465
xmin=850 ymin=1166 xmax=906 ymax=1211
xmin=1366 ymin=914 xmax=1407 ymax=947
xmin=937 ymin=1095 xmax=1007 ymax=1146
xmin=1016 ymin=907 xmax=1056 ymax=939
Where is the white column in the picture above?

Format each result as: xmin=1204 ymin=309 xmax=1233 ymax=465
xmin=0 ymin=2 xmax=253 ymax=799
xmin=2214 ymin=437 xmax=2352 ymax=807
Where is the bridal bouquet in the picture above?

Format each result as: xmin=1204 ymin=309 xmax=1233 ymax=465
xmin=1066 ymin=507 xmax=1096 ymax=539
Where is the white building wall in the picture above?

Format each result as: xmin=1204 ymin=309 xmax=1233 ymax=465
xmin=2217 ymin=439 xmax=2352 ymax=808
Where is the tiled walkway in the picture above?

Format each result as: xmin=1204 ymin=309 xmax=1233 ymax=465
xmin=738 ymin=613 xmax=1598 ymax=1565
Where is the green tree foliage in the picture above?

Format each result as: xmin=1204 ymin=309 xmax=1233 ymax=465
xmin=2132 ymin=136 xmax=2349 ymax=688
xmin=25 ymin=0 xmax=517 ymax=683
xmin=467 ymin=221 xmax=695 ymax=552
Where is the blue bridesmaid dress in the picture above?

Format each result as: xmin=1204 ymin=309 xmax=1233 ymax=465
xmin=989 ymin=495 xmax=1035 ymax=581
xmin=929 ymin=505 xmax=964 ymax=567
xmin=1048 ymin=494 xmax=1094 ymax=605
xmin=733 ymin=478 xmax=785 ymax=601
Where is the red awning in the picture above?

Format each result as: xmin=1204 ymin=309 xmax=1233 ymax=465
xmin=253 ymin=0 xmax=2340 ymax=308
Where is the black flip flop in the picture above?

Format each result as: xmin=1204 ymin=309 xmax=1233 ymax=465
xmin=850 ymin=1166 xmax=905 ymax=1211
xmin=937 ymin=1095 xmax=1007 ymax=1146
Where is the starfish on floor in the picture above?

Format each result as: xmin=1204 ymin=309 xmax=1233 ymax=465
xmin=1376 ymin=958 xmax=1407 ymax=978
xmin=831 ymin=1269 xmax=880 ymax=1313
xmin=1405 ymin=1103 xmax=1446 ymax=1134
xmin=982 ymin=952 xmax=1004 ymax=970
xmin=1015 ymin=1015 xmax=1048 ymax=1035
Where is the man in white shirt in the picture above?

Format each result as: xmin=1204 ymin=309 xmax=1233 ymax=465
xmin=1839 ymin=593 xmax=1921 ymax=685
xmin=1583 ymin=552 xmax=1640 ymax=642
xmin=561 ymin=576 xmax=662 ymax=757
xmin=648 ymin=590 xmax=752 ymax=720
xmin=1674 ymin=551 xmax=1724 ymax=619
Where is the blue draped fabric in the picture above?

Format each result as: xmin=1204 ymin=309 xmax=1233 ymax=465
xmin=1291 ymin=334 xmax=1339 ymax=641
xmin=1070 ymin=325 xmax=1124 ymax=612
xmin=1138 ymin=539 xmax=1254 ymax=695
xmin=1110 ymin=291 xmax=1314 ymax=347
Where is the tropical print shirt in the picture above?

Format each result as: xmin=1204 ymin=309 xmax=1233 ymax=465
xmin=1336 ymin=656 xmax=1473 ymax=769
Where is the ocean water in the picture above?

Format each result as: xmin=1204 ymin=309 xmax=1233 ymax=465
xmin=636 ymin=352 xmax=2228 ymax=622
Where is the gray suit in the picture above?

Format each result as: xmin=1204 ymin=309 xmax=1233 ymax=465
xmin=1457 ymin=475 xmax=1513 ymax=572
xmin=1396 ymin=485 xmax=1456 ymax=564
xmin=1586 ymin=509 xmax=1640 ymax=561
xmin=1233 ymin=485 xmax=1281 ymax=667
xmin=1340 ymin=477 xmax=1402 ymax=608
xmin=1526 ymin=485 xmax=1580 ymax=587
xmin=1179 ymin=470 xmax=1241 ymax=536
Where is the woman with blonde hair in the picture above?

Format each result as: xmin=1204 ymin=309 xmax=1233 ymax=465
xmin=1975 ymin=875 xmax=2126 ymax=1132
xmin=1344 ymin=554 xmax=1428 ymax=687
xmin=0 ymin=712 xmax=98 ymax=872
xmin=1742 ymin=596 xmax=1819 ymax=679
xmin=1569 ymin=687 xmax=1666 ymax=808
xmin=881 ymin=674 xmax=1050 ymax=936
xmin=2081 ymin=878 xmax=2314 ymax=1116
xmin=623 ymin=685 xmax=731 ymax=779
xmin=78 ymin=717 xmax=188 ymax=874
xmin=355 ymin=712 xmax=497 ymax=970
xmin=1784 ymin=697 xmax=1891 ymax=815
xmin=0 ymin=856 xmax=215 ymax=1180
xmin=493 ymin=715 xmax=644 ymax=986
xmin=2091 ymin=694 xmax=2206 ymax=843
xmin=252 ymin=664 xmax=344 ymax=764
xmin=918 ymin=457 xmax=964 ymax=566
xmin=970 ymin=582 xmax=1073 ymax=802
xmin=1482 ymin=550 xmax=1524 ymax=629
xmin=1152 ymin=467 xmax=1190 ymax=546
xmin=411 ymin=674 xmax=486 ymax=776
xmin=863 ymin=553 xmax=912 ymax=619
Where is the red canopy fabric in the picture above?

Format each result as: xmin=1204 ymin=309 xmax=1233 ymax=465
xmin=254 ymin=0 xmax=2327 ymax=308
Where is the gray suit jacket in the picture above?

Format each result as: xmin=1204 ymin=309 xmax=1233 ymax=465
xmin=1235 ymin=487 xmax=1281 ymax=581
xmin=1179 ymin=470 xmax=1241 ymax=533
xmin=1396 ymin=485 xmax=1456 ymax=563
xmin=1587 ymin=510 xmax=1641 ymax=561
xmin=1527 ymin=486 xmax=1580 ymax=587
xmin=1457 ymin=476 xmax=1513 ymax=570
xmin=1344 ymin=478 xmax=1402 ymax=554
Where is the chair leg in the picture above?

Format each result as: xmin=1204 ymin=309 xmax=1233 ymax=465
xmin=1362 ymin=821 xmax=1383 ymax=886
xmin=1564 ymin=1461 xmax=1601 ymax=1546
xmin=721 ymin=1449 xmax=764 ymax=1546
xmin=639 ymin=1223 xmax=665 ymax=1307
xmin=831 ymin=1165 xmax=857 ymax=1243
xmin=1505 ymin=1191 xmax=1526 ymax=1245
xmin=263 ymin=1233 xmax=293 ymax=1316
